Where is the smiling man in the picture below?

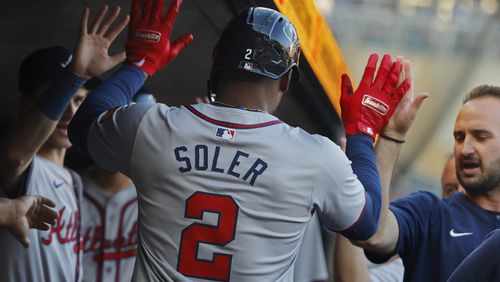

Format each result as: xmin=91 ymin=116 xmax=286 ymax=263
xmin=357 ymin=85 xmax=500 ymax=282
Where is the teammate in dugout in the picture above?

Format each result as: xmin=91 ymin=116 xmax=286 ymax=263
xmin=68 ymin=0 xmax=426 ymax=280
xmin=353 ymin=85 xmax=500 ymax=282
xmin=81 ymin=163 xmax=139 ymax=282
xmin=334 ymin=152 xmax=466 ymax=282
xmin=0 ymin=6 xmax=128 ymax=281
xmin=80 ymin=91 xmax=155 ymax=282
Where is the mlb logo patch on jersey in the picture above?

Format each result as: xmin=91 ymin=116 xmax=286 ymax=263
xmin=215 ymin=128 xmax=236 ymax=141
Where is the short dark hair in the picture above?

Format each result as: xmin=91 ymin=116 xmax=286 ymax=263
xmin=463 ymin=85 xmax=500 ymax=104
xmin=213 ymin=69 xmax=267 ymax=94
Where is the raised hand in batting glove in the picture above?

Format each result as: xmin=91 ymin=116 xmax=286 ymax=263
xmin=125 ymin=0 xmax=194 ymax=76
xmin=340 ymin=54 xmax=411 ymax=140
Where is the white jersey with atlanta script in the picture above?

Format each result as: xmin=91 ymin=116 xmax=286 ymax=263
xmin=87 ymin=103 xmax=366 ymax=282
xmin=0 ymin=155 xmax=82 ymax=282
xmin=80 ymin=170 xmax=138 ymax=282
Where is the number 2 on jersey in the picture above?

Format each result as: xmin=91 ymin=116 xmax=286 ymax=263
xmin=178 ymin=192 xmax=239 ymax=281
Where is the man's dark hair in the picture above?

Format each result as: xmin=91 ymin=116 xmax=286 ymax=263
xmin=213 ymin=69 xmax=267 ymax=94
xmin=463 ymin=85 xmax=500 ymax=104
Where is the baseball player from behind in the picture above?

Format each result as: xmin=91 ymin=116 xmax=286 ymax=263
xmin=69 ymin=0 xmax=415 ymax=281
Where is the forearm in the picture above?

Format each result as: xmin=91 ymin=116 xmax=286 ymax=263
xmin=68 ymin=65 xmax=146 ymax=155
xmin=0 ymin=71 xmax=86 ymax=192
xmin=334 ymin=235 xmax=371 ymax=282
xmin=356 ymin=138 xmax=402 ymax=253
xmin=376 ymin=138 xmax=401 ymax=232
xmin=341 ymin=134 xmax=381 ymax=240
xmin=0 ymin=109 xmax=53 ymax=191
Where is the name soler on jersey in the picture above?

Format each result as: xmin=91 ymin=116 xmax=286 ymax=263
xmin=174 ymin=145 xmax=268 ymax=186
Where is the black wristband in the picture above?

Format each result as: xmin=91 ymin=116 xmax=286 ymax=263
xmin=379 ymin=133 xmax=405 ymax=144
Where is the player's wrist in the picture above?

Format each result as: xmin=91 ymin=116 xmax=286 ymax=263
xmin=380 ymin=128 xmax=406 ymax=141
xmin=378 ymin=133 xmax=405 ymax=144
xmin=124 ymin=53 xmax=156 ymax=77
xmin=36 ymin=69 xmax=87 ymax=121
xmin=344 ymin=122 xmax=378 ymax=140
xmin=120 ymin=63 xmax=150 ymax=80
xmin=69 ymin=61 xmax=92 ymax=80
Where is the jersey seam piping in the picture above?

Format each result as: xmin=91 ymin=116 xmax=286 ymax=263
xmin=183 ymin=105 xmax=283 ymax=129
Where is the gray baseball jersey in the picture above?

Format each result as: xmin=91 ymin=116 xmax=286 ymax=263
xmin=80 ymin=170 xmax=138 ymax=282
xmin=87 ymin=103 xmax=366 ymax=281
xmin=293 ymin=214 xmax=328 ymax=282
xmin=0 ymin=155 xmax=82 ymax=282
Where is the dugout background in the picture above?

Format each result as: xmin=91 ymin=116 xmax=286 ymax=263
xmin=1 ymin=0 xmax=500 ymax=213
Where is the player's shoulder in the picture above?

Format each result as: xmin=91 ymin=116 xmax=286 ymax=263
xmin=392 ymin=190 xmax=443 ymax=208
xmin=97 ymin=103 xmax=176 ymax=132
xmin=442 ymin=192 xmax=489 ymax=216
xmin=390 ymin=191 xmax=450 ymax=223
xmin=281 ymin=125 xmax=335 ymax=147
xmin=140 ymin=102 xmax=186 ymax=119
xmin=33 ymin=155 xmax=67 ymax=174
xmin=275 ymin=126 xmax=345 ymax=162
xmin=33 ymin=155 xmax=80 ymax=183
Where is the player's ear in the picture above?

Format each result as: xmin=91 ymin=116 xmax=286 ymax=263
xmin=279 ymin=70 xmax=293 ymax=93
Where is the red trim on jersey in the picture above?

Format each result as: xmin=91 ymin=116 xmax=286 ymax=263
xmin=184 ymin=105 xmax=283 ymax=129
xmin=341 ymin=192 xmax=368 ymax=232
xmin=84 ymin=192 xmax=105 ymax=282
xmin=115 ymin=198 xmax=138 ymax=282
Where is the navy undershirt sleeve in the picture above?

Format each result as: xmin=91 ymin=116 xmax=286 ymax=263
xmin=36 ymin=70 xmax=87 ymax=121
xmin=68 ymin=65 xmax=146 ymax=155
xmin=340 ymin=134 xmax=382 ymax=241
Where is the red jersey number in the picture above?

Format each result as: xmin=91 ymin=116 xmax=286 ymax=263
xmin=178 ymin=192 xmax=239 ymax=281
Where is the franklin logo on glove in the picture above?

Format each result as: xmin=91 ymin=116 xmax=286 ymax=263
xmin=135 ymin=30 xmax=161 ymax=43
xmin=362 ymin=95 xmax=388 ymax=115
xmin=340 ymin=54 xmax=411 ymax=139
xmin=124 ymin=0 xmax=193 ymax=76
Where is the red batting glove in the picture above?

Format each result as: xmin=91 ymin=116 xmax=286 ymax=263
xmin=340 ymin=54 xmax=411 ymax=140
xmin=125 ymin=0 xmax=193 ymax=76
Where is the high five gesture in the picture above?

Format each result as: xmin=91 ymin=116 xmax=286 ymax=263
xmin=125 ymin=0 xmax=193 ymax=76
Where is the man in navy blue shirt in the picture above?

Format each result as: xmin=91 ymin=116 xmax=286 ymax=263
xmin=357 ymin=85 xmax=500 ymax=282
